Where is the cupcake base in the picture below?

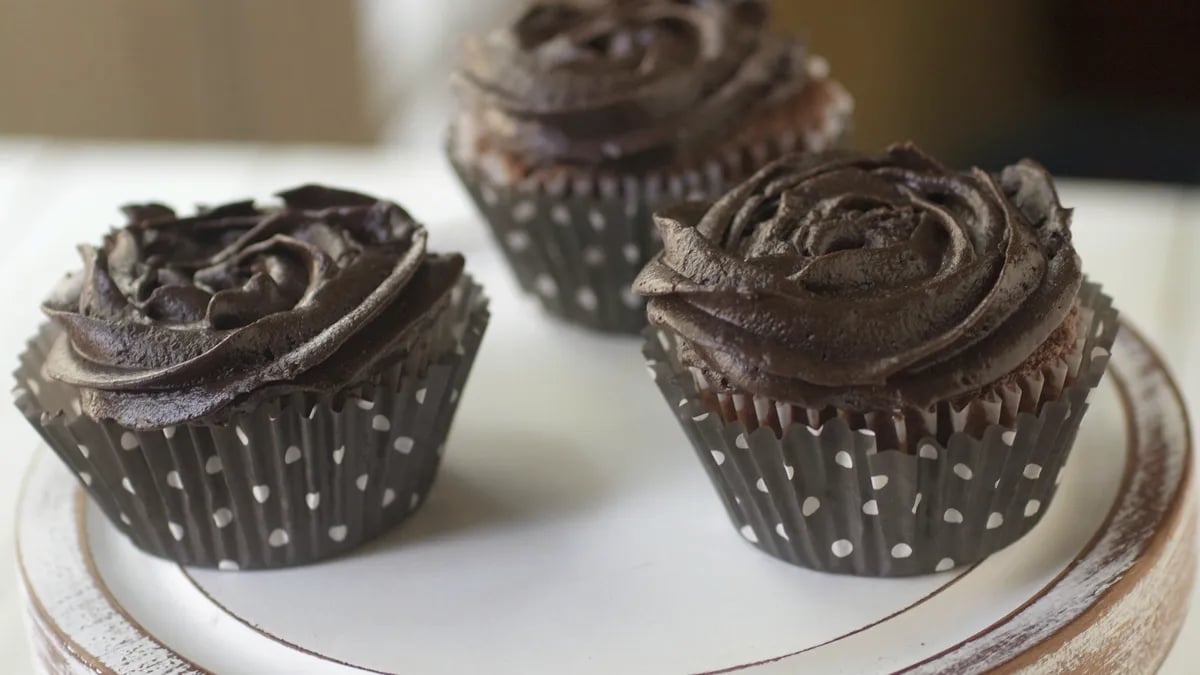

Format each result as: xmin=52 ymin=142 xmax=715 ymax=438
xmin=14 ymin=279 xmax=490 ymax=570
xmin=643 ymin=282 xmax=1118 ymax=576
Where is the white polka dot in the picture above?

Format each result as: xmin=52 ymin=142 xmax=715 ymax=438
xmin=588 ymin=209 xmax=606 ymax=231
xmin=646 ymin=366 xmax=657 ymax=380
xmin=784 ymin=465 xmax=795 ymax=480
xmin=25 ymin=379 xmax=39 ymax=396
xmin=911 ymin=493 xmax=923 ymax=514
xmin=382 ymin=488 xmax=397 ymax=507
xmin=1092 ymin=346 xmax=1109 ymax=361
xmin=163 ymin=426 xmax=176 ymax=439
xmin=891 ymin=543 xmax=913 ymax=559
xmin=693 ymin=412 xmax=710 ymax=422
xmin=77 ymin=444 xmax=89 ymax=458
xmin=306 ymin=492 xmax=321 ymax=510
xmin=575 ymin=287 xmax=598 ymax=312
xmin=480 ymin=184 xmax=498 ymax=206
xmin=994 ymin=478 xmax=1001 ymax=489
xmin=621 ymin=286 xmax=642 ymax=309
xmin=1001 ymin=430 xmax=1017 ymax=445
xmin=235 ymin=426 xmax=249 ymax=446
xmin=409 ymin=492 xmax=421 ymax=510
xmin=831 ymin=539 xmax=853 ymax=558
xmin=711 ymin=450 xmax=725 ymax=466
xmin=1023 ymin=463 xmax=1043 ymax=479
xmin=582 ymin=246 xmax=605 ymax=266
xmin=944 ymin=508 xmax=964 ymax=524
xmin=756 ymin=478 xmax=769 ymax=493
xmin=121 ymin=477 xmax=135 ymax=494
xmin=1025 ymin=500 xmax=1042 ymax=517
xmin=918 ymin=443 xmax=938 ymax=460
xmin=252 ymin=485 xmax=270 ymax=503
xmin=535 ymin=274 xmax=558 ymax=298
xmin=505 ymin=230 xmax=531 ymax=252
xmin=120 ymin=432 xmax=139 ymax=450
xmin=775 ymin=524 xmax=789 ymax=540
xmin=807 ymin=425 xmax=823 ymax=437
xmin=862 ymin=499 xmax=879 ymax=515
xmin=858 ymin=429 xmax=876 ymax=438
xmin=834 ymin=451 xmax=853 ymax=468
xmin=333 ymin=446 xmax=345 ymax=464
xmin=802 ymin=496 xmax=820 ymax=516
xmin=168 ymin=522 xmax=185 ymax=541
xmin=79 ymin=472 xmax=92 ymax=486
xmin=740 ymin=525 xmax=758 ymax=543
xmin=354 ymin=398 xmax=375 ymax=410
xmin=618 ymin=244 xmax=641 ymax=268
xmin=356 ymin=474 xmax=369 ymax=491
xmin=205 ymin=456 xmax=223 ymax=475
xmin=512 ymin=200 xmax=536 ymax=223
xmin=284 ymin=446 xmax=302 ymax=464
xmin=306 ymin=405 xmax=319 ymax=420
xmin=1055 ymin=468 xmax=1064 ymax=486
xmin=213 ymin=508 xmax=233 ymax=528
xmin=119 ymin=512 xmax=132 ymax=526
xmin=936 ymin=558 xmax=955 ymax=572
xmin=986 ymin=512 xmax=1004 ymax=529
xmin=372 ymin=415 xmax=391 ymax=432
xmin=735 ymin=433 xmax=749 ymax=449
xmin=268 ymin=529 xmax=290 ymax=547
xmin=166 ymin=471 xmax=183 ymax=490
xmin=871 ymin=475 xmax=889 ymax=490
xmin=550 ymin=204 xmax=571 ymax=225
xmin=218 ymin=559 xmax=239 ymax=571
xmin=393 ymin=436 xmax=414 ymax=454
xmin=953 ymin=463 xmax=974 ymax=480
xmin=415 ymin=388 xmax=427 ymax=404
xmin=328 ymin=525 xmax=348 ymax=542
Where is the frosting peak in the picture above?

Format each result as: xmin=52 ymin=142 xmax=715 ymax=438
xmin=44 ymin=186 xmax=464 ymax=429
xmin=454 ymin=0 xmax=807 ymax=170
xmin=635 ymin=144 xmax=1082 ymax=409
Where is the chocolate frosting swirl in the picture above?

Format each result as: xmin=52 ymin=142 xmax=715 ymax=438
xmin=454 ymin=0 xmax=807 ymax=170
xmin=636 ymin=144 xmax=1082 ymax=409
xmin=42 ymin=186 xmax=464 ymax=429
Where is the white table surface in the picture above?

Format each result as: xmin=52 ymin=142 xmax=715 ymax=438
xmin=0 ymin=137 xmax=1197 ymax=674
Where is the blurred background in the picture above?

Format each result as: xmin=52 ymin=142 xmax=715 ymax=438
xmin=1 ymin=0 xmax=1197 ymax=182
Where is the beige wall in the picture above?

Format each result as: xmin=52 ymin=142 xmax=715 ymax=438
xmin=773 ymin=0 xmax=1052 ymax=164
xmin=0 ymin=0 xmax=372 ymax=143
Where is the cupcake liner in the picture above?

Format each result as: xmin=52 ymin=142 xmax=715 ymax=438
xmin=643 ymin=282 xmax=1117 ymax=576
xmin=13 ymin=278 xmax=490 ymax=570
xmin=447 ymin=76 xmax=851 ymax=334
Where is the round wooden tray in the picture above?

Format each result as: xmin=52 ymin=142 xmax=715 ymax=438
xmin=16 ymin=320 xmax=1195 ymax=674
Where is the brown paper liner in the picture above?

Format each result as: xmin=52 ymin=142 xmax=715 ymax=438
xmin=643 ymin=282 xmax=1118 ymax=576
xmin=12 ymin=278 xmax=490 ymax=570
xmin=447 ymin=75 xmax=853 ymax=334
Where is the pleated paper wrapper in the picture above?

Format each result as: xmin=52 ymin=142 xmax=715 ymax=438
xmin=13 ymin=279 xmax=489 ymax=571
xmin=643 ymin=282 xmax=1118 ymax=576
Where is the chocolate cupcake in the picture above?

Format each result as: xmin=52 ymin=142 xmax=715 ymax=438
xmin=638 ymin=144 xmax=1118 ymax=576
xmin=448 ymin=0 xmax=852 ymax=333
xmin=13 ymin=186 xmax=490 ymax=570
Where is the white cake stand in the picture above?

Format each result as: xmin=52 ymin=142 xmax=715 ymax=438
xmin=17 ymin=316 xmax=1194 ymax=675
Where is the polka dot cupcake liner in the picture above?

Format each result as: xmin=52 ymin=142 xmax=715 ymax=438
xmin=13 ymin=279 xmax=490 ymax=570
xmin=643 ymin=283 xmax=1117 ymax=576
